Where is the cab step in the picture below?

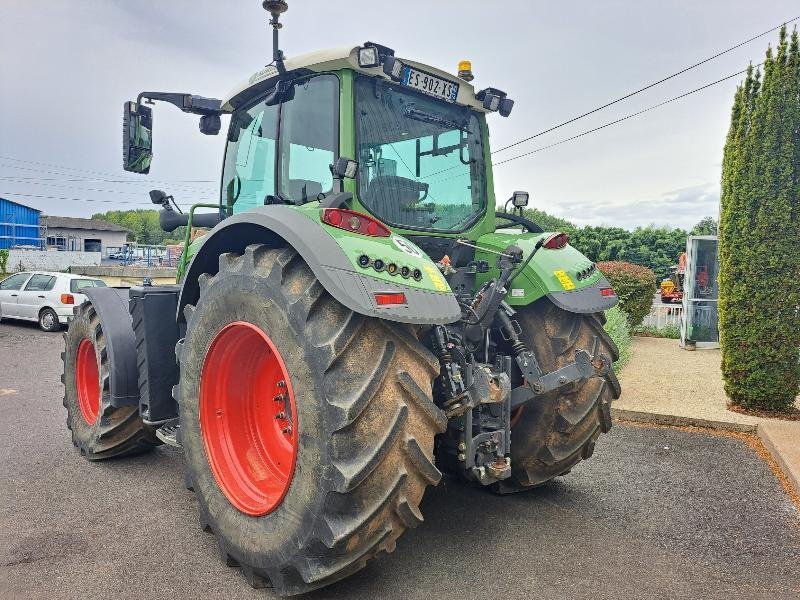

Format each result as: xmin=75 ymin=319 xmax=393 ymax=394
xmin=156 ymin=424 xmax=181 ymax=448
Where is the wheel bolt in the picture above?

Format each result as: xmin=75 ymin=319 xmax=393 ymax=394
xmin=277 ymin=380 xmax=286 ymax=388
xmin=282 ymin=426 xmax=292 ymax=434
xmin=275 ymin=412 xmax=285 ymax=420
xmin=273 ymin=393 xmax=285 ymax=403
xmin=216 ymin=408 xmax=222 ymax=416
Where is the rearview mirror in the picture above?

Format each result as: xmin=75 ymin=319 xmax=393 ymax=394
xmin=123 ymin=101 xmax=153 ymax=174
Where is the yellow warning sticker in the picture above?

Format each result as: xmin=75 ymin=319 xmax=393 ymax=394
xmin=554 ymin=270 xmax=576 ymax=291
xmin=423 ymin=265 xmax=449 ymax=292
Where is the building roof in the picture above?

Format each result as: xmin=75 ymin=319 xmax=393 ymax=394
xmin=0 ymin=197 xmax=41 ymax=212
xmin=41 ymin=215 xmax=129 ymax=233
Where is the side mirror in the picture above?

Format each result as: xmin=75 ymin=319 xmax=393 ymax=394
xmin=123 ymin=101 xmax=153 ymax=174
xmin=199 ymin=114 xmax=221 ymax=135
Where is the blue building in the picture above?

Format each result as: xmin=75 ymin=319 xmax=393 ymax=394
xmin=0 ymin=197 xmax=42 ymax=249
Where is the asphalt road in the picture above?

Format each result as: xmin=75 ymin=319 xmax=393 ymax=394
xmin=1 ymin=320 xmax=798 ymax=600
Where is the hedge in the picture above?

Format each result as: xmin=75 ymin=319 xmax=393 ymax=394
xmin=597 ymin=261 xmax=656 ymax=328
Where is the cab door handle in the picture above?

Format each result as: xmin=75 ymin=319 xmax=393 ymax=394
xmin=37 ymin=295 xmax=45 ymax=298
xmin=10 ymin=294 xmax=17 ymax=297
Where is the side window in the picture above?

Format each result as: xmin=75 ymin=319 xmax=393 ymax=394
xmin=0 ymin=273 xmax=31 ymax=290
xmin=223 ymin=101 xmax=279 ymax=215
xmin=279 ymin=75 xmax=339 ymax=203
xmin=24 ymin=274 xmax=56 ymax=291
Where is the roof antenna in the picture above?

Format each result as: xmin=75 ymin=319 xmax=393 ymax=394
xmin=262 ymin=1 xmax=289 ymax=74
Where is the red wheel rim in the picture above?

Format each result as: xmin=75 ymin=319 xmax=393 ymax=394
xmin=75 ymin=339 xmax=100 ymax=425
xmin=200 ymin=322 xmax=298 ymax=516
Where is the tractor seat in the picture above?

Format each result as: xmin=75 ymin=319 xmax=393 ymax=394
xmin=286 ymin=179 xmax=323 ymax=204
xmin=365 ymin=175 xmax=429 ymax=225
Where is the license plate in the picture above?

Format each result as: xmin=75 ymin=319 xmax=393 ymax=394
xmin=401 ymin=66 xmax=459 ymax=103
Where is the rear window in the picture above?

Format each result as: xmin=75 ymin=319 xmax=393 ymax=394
xmin=70 ymin=279 xmax=107 ymax=293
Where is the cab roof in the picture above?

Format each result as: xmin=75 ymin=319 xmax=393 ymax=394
xmin=221 ymin=45 xmax=490 ymax=114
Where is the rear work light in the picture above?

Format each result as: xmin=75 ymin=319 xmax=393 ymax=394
xmin=60 ymin=293 xmax=75 ymax=305
xmin=600 ymin=288 xmax=616 ymax=297
xmin=374 ymin=292 xmax=406 ymax=306
xmin=542 ymin=232 xmax=569 ymax=250
xmin=321 ymin=208 xmax=391 ymax=237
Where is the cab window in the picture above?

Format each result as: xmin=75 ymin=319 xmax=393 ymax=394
xmin=222 ymin=74 xmax=339 ymax=212
xmin=278 ymin=74 xmax=339 ymax=203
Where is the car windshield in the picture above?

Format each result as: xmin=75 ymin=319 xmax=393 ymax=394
xmin=355 ymin=75 xmax=487 ymax=232
xmin=71 ymin=279 xmax=106 ymax=293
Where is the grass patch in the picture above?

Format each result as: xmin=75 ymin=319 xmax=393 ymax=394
xmin=631 ymin=323 xmax=681 ymax=339
xmin=604 ymin=305 xmax=632 ymax=374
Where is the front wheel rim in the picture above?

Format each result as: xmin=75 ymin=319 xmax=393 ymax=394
xmin=75 ymin=339 xmax=100 ymax=425
xmin=42 ymin=312 xmax=54 ymax=329
xmin=200 ymin=321 xmax=298 ymax=517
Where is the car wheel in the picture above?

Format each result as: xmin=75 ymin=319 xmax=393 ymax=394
xmin=39 ymin=308 xmax=60 ymax=332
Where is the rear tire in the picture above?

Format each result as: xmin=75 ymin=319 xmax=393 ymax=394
xmin=39 ymin=307 xmax=60 ymax=332
xmin=61 ymin=301 xmax=160 ymax=459
xmin=177 ymin=244 xmax=445 ymax=595
xmin=496 ymin=298 xmax=620 ymax=493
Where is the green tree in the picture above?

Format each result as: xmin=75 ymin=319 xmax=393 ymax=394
xmin=91 ymin=209 xmax=188 ymax=246
xmin=719 ymin=27 xmax=800 ymax=412
xmin=690 ymin=216 xmax=718 ymax=236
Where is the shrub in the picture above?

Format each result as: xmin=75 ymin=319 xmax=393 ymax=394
xmin=632 ymin=323 xmax=681 ymax=339
xmin=0 ymin=250 xmax=8 ymax=274
xmin=597 ymin=261 xmax=656 ymax=328
xmin=603 ymin=306 xmax=632 ymax=374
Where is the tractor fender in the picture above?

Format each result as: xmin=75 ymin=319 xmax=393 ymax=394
xmin=80 ymin=287 xmax=139 ymax=408
xmin=177 ymin=205 xmax=461 ymax=325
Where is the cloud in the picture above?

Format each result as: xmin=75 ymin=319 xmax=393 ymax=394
xmin=547 ymin=183 xmax=720 ymax=230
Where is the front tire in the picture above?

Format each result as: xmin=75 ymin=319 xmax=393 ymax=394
xmin=62 ymin=301 xmax=160 ymax=459
xmin=497 ymin=299 xmax=620 ymax=493
xmin=177 ymin=244 xmax=445 ymax=595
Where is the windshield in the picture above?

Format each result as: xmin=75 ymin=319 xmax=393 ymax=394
xmin=355 ymin=75 xmax=487 ymax=232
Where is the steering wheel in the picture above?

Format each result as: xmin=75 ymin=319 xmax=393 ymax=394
xmin=494 ymin=211 xmax=543 ymax=233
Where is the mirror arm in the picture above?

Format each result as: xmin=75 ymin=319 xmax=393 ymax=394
xmin=136 ymin=92 xmax=222 ymax=116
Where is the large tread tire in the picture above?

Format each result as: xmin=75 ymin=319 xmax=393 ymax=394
xmin=496 ymin=298 xmax=620 ymax=493
xmin=61 ymin=301 xmax=160 ymax=460
xmin=177 ymin=244 xmax=445 ymax=596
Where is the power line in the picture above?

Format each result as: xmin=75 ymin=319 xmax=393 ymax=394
xmin=426 ymin=64 xmax=756 ymax=186
xmin=0 ymin=155 xmax=216 ymax=188
xmin=492 ymin=65 xmax=756 ymax=167
xmin=492 ymin=16 xmax=797 ymax=154
xmin=0 ymin=192 xmax=203 ymax=207
xmin=0 ymin=180 xmax=210 ymax=197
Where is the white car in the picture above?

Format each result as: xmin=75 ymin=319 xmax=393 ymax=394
xmin=0 ymin=271 xmax=107 ymax=332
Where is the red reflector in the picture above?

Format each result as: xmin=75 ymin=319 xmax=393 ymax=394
xmin=374 ymin=292 xmax=407 ymax=306
xmin=60 ymin=293 xmax=75 ymax=304
xmin=600 ymin=288 xmax=615 ymax=297
xmin=542 ymin=232 xmax=569 ymax=249
xmin=321 ymin=208 xmax=391 ymax=237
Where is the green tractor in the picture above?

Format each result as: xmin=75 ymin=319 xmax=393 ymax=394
xmin=61 ymin=2 xmax=620 ymax=594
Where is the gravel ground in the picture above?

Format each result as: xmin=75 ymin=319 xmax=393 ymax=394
xmin=614 ymin=337 xmax=800 ymax=427
xmin=1 ymin=320 xmax=799 ymax=600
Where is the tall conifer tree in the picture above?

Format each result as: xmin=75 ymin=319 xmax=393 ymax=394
xmin=719 ymin=27 xmax=800 ymax=411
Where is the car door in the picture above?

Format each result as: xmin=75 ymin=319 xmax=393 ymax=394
xmin=0 ymin=273 xmax=33 ymax=318
xmin=16 ymin=274 xmax=57 ymax=320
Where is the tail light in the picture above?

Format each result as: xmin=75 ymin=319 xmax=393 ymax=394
xmin=321 ymin=208 xmax=391 ymax=237
xmin=374 ymin=292 xmax=406 ymax=306
xmin=60 ymin=293 xmax=75 ymax=304
xmin=542 ymin=232 xmax=569 ymax=250
xmin=600 ymin=288 xmax=615 ymax=297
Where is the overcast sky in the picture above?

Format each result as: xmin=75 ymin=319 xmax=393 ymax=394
xmin=0 ymin=1 xmax=796 ymax=230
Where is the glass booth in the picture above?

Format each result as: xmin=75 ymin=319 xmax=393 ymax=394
xmin=680 ymin=235 xmax=719 ymax=349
